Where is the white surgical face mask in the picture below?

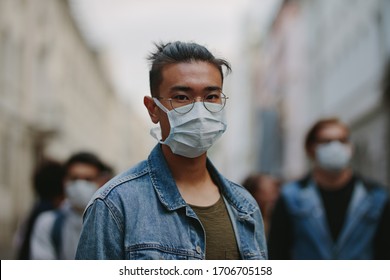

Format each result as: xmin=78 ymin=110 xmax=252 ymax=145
xmin=315 ymin=141 xmax=352 ymax=172
xmin=65 ymin=180 xmax=98 ymax=210
xmin=150 ymin=98 xmax=227 ymax=158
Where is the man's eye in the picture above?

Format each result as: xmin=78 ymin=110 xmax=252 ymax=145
xmin=205 ymin=94 xmax=220 ymax=102
xmin=172 ymin=95 xmax=191 ymax=102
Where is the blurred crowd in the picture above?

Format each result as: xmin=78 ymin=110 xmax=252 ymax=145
xmin=13 ymin=151 xmax=114 ymax=260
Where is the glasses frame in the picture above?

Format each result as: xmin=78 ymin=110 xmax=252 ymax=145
xmin=156 ymin=92 xmax=229 ymax=114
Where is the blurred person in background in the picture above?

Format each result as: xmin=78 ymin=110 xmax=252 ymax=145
xmin=30 ymin=152 xmax=113 ymax=259
xmin=76 ymin=41 xmax=267 ymax=260
xmin=268 ymin=117 xmax=390 ymax=259
xmin=242 ymin=173 xmax=281 ymax=237
xmin=14 ymin=159 xmax=65 ymax=259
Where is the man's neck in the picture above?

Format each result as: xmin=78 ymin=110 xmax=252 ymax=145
xmin=162 ymin=145 xmax=220 ymax=206
xmin=313 ymin=167 xmax=353 ymax=190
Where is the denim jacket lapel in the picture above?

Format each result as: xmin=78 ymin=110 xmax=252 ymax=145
xmin=147 ymin=145 xmax=187 ymax=211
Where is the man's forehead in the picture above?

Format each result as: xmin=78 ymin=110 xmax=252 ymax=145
xmin=161 ymin=61 xmax=220 ymax=74
xmin=160 ymin=61 xmax=222 ymax=87
xmin=318 ymin=124 xmax=349 ymax=137
xmin=67 ymin=163 xmax=99 ymax=175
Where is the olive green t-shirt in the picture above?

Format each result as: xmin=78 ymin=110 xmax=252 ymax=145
xmin=190 ymin=197 xmax=241 ymax=260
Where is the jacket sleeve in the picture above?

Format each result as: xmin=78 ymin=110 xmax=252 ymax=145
xmin=75 ymin=198 xmax=124 ymax=259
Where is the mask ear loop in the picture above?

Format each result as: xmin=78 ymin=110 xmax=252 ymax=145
xmin=153 ymin=98 xmax=170 ymax=114
xmin=147 ymin=98 xmax=164 ymax=142
xmin=150 ymin=98 xmax=170 ymax=143
xmin=150 ymin=126 xmax=164 ymax=143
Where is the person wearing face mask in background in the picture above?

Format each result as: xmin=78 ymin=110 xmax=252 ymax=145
xmin=30 ymin=152 xmax=113 ymax=259
xmin=75 ymin=41 xmax=268 ymax=260
xmin=267 ymin=118 xmax=390 ymax=260
xmin=13 ymin=159 xmax=65 ymax=259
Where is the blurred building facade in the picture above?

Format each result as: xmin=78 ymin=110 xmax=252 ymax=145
xmin=245 ymin=0 xmax=390 ymax=185
xmin=0 ymin=0 xmax=152 ymax=258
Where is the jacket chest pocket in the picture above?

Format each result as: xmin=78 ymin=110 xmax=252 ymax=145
xmin=126 ymin=243 xmax=202 ymax=260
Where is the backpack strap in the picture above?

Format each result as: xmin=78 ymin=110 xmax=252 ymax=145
xmin=51 ymin=210 xmax=65 ymax=259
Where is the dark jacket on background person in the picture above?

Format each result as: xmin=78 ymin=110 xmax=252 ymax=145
xmin=268 ymin=174 xmax=390 ymax=260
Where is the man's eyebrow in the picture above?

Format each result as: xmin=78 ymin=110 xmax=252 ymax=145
xmin=170 ymin=85 xmax=191 ymax=92
xmin=169 ymin=85 xmax=222 ymax=92
xmin=205 ymin=86 xmax=222 ymax=91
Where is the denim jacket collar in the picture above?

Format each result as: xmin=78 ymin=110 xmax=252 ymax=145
xmin=147 ymin=144 xmax=187 ymax=211
xmin=147 ymin=144 xmax=257 ymax=215
xmin=206 ymin=159 xmax=257 ymax=216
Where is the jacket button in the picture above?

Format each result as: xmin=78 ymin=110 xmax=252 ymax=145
xmin=196 ymin=246 xmax=202 ymax=254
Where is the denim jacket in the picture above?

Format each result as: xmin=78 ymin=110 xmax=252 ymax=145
xmin=282 ymin=179 xmax=388 ymax=259
xmin=76 ymin=144 xmax=267 ymax=260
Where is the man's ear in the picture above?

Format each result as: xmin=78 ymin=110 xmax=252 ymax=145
xmin=144 ymin=96 xmax=159 ymax=124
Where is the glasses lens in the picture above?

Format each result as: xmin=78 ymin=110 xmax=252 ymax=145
xmin=203 ymin=93 xmax=227 ymax=113
xmin=171 ymin=101 xmax=194 ymax=114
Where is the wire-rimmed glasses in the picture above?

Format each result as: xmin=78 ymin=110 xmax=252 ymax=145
xmin=156 ymin=92 xmax=228 ymax=114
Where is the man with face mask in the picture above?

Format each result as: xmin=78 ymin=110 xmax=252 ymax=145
xmin=268 ymin=118 xmax=390 ymax=259
xmin=75 ymin=41 xmax=268 ymax=260
xmin=30 ymin=152 xmax=112 ymax=259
